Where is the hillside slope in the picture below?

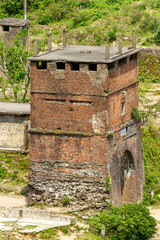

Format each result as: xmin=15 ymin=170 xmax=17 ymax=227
xmin=0 ymin=0 xmax=159 ymax=47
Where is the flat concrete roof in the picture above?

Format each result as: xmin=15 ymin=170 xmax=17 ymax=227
xmin=0 ymin=18 xmax=30 ymax=26
xmin=28 ymin=45 xmax=141 ymax=63
xmin=0 ymin=102 xmax=30 ymax=115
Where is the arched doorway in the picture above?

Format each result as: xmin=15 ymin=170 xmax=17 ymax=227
xmin=120 ymin=150 xmax=137 ymax=203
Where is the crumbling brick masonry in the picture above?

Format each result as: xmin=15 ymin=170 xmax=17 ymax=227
xmin=28 ymin=45 xmax=144 ymax=207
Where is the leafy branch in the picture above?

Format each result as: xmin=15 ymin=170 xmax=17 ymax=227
xmin=0 ymin=30 xmax=31 ymax=102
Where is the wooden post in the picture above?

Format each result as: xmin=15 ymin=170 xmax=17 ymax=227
xmin=105 ymin=44 xmax=110 ymax=60
xmin=132 ymin=33 xmax=136 ymax=49
xmin=24 ymin=0 xmax=27 ymax=20
xmin=63 ymin=27 xmax=67 ymax=47
xmin=118 ymin=38 xmax=122 ymax=55
xmin=34 ymin=40 xmax=38 ymax=57
xmin=48 ymin=32 xmax=52 ymax=52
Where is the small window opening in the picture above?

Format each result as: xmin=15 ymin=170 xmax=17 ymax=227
xmin=129 ymin=53 xmax=137 ymax=62
xmin=118 ymin=58 xmax=127 ymax=66
xmin=2 ymin=26 xmax=9 ymax=32
xmin=89 ymin=64 xmax=97 ymax=71
xmin=56 ymin=62 xmax=65 ymax=69
xmin=122 ymin=101 xmax=125 ymax=113
xmin=120 ymin=127 xmax=127 ymax=136
xmin=108 ymin=62 xmax=115 ymax=70
xmin=36 ymin=61 xmax=47 ymax=70
xmin=71 ymin=63 xmax=79 ymax=71
xmin=44 ymin=98 xmax=66 ymax=103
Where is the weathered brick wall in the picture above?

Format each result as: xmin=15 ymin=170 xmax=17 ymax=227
xmin=29 ymin=133 xmax=109 ymax=206
xmin=31 ymin=62 xmax=108 ymax=95
xmin=108 ymin=122 xmax=144 ymax=205
xmin=29 ymin=54 xmax=144 ymax=207
xmin=31 ymin=93 xmax=107 ymax=133
xmin=107 ymin=83 xmax=139 ymax=129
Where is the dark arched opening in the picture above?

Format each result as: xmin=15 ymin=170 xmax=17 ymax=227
xmin=120 ymin=150 xmax=136 ymax=203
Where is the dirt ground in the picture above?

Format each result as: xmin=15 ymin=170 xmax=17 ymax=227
xmin=0 ymin=194 xmax=160 ymax=239
xmin=0 ymin=193 xmax=27 ymax=208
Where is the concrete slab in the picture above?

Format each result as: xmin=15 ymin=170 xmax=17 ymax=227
xmin=28 ymin=45 xmax=141 ymax=63
xmin=0 ymin=102 xmax=30 ymax=115
xmin=0 ymin=207 xmax=75 ymax=234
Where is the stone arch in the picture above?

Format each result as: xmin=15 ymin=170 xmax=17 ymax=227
xmin=120 ymin=150 xmax=137 ymax=203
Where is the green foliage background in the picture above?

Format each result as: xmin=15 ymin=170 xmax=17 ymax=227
xmin=0 ymin=0 xmax=160 ymax=46
xmin=142 ymin=127 xmax=160 ymax=205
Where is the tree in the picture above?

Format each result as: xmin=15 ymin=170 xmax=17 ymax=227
xmin=0 ymin=30 xmax=30 ymax=102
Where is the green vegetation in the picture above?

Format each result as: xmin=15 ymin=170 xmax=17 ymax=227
xmin=142 ymin=126 xmax=160 ymax=205
xmin=139 ymin=54 xmax=160 ymax=83
xmin=0 ymin=0 xmax=160 ymax=47
xmin=105 ymin=176 xmax=111 ymax=192
xmin=131 ymin=106 xmax=141 ymax=122
xmin=40 ymin=227 xmax=56 ymax=239
xmin=89 ymin=203 xmax=157 ymax=240
xmin=61 ymin=195 xmax=70 ymax=206
xmin=0 ymin=30 xmax=30 ymax=102
xmin=0 ymin=152 xmax=29 ymax=194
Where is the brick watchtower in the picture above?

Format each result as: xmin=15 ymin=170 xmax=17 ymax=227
xmin=28 ymin=36 xmax=144 ymax=207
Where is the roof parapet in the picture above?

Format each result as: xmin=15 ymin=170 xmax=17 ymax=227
xmin=34 ymin=40 xmax=38 ymax=57
xmin=132 ymin=33 xmax=136 ymax=49
xmin=105 ymin=44 xmax=110 ymax=60
xmin=63 ymin=27 xmax=67 ymax=47
xmin=30 ymin=31 xmax=139 ymax=63
xmin=118 ymin=38 xmax=122 ymax=55
xmin=48 ymin=32 xmax=52 ymax=52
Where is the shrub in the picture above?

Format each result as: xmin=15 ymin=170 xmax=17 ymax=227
xmin=61 ymin=195 xmax=70 ymax=206
xmin=107 ymin=26 xmax=117 ymax=42
xmin=89 ymin=203 xmax=157 ymax=240
xmin=131 ymin=106 xmax=141 ymax=122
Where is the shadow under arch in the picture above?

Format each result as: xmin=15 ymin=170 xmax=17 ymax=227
xmin=120 ymin=150 xmax=137 ymax=203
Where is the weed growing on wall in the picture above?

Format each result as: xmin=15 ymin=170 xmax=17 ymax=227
xmin=61 ymin=195 xmax=70 ymax=206
xmin=131 ymin=106 xmax=141 ymax=122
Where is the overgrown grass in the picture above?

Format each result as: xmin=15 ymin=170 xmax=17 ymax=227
xmin=142 ymin=126 xmax=160 ymax=205
xmin=0 ymin=152 xmax=29 ymax=194
xmin=139 ymin=54 xmax=160 ymax=83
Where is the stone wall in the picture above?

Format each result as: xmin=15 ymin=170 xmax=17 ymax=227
xmin=0 ymin=102 xmax=30 ymax=152
xmin=0 ymin=23 xmax=30 ymax=49
xmin=0 ymin=114 xmax=29 ymax=152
